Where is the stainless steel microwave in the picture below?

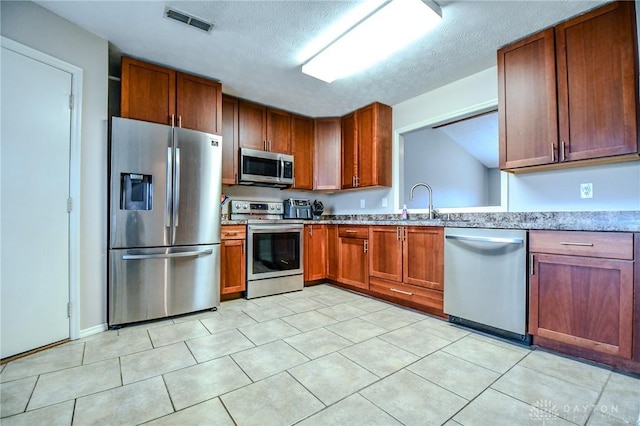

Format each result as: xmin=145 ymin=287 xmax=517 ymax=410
xmin=239 ymin=147 xmax=294 ymax=187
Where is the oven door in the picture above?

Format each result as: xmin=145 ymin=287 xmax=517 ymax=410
xmin=247 ymin=223 xmax=303 ymax=280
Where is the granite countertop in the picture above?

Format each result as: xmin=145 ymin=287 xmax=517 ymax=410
xmin=222 ymin=211 xmax=640 ymax=232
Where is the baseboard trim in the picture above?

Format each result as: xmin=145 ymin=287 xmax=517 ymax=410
xmin=79 ymin=323 xmax=108 ymax=339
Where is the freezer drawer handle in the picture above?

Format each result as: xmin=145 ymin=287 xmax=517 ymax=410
xmin=445 ymin=235 xmax=523 ymax=245
xmin=122 ymin=248 xmax=213 ymax=260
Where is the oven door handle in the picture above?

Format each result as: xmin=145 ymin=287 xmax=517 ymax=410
xmin=249 ymin=224 xmax=304 ymax=232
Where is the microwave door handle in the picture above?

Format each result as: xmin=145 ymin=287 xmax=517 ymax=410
xmin=279 ymin=157 xmax=285 ymax=181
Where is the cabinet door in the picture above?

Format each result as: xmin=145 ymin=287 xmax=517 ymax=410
xmin=239 ymin=100 xmax=267 ymax=150
xmin=176 ymin=72 xmax=222 ymax=134
xmin=220 ymin=239 xmax=246 ymax=294
xmin=529 ymin=253 xmax=633 ymax=359
xmin=369 ymin=226 xmax=402 ymax=282
xmin=356 ymin=103 xmax=391 ymax=188
xmin=341 ymin=112 xmax=357 ymax=189
xmin=121 ymin=57 xmax=175 ymax=126
xmin=326 ymin=225 xmax=340 ymax=280
xmin=498 ymin=28 xmax=558 ymax=170
xmin=314 ymin=118 xmax=341 ymax=190
xmin=267 ymin=108 xmax=291 ymax=153
xmin=304 ymin=225 xmax=327 ymax=281
xmin=291 ymin=115 xmax=314 ymax=190
xmin=556 ymin=1 xmax=638 ymax=162
xmin=403 ymin=227 xmax=443 ymax=291
xmin=338 ymin=237 xmax=368 ymax=289
xmin=221 ymin=95 xmax=239 ymax=185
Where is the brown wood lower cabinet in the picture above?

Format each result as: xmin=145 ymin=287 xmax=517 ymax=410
xmin=368 ymin=226 xmax=444 ymax=315
xmin=337 ymin=226 xmax=369 ymax=289
xmin=304 ymin=224 xmax=326 ymax=281
xmin=529 ymin=230 xmax=635 ymax=361
xmin=326 ymin=225 xmax=339 ymax=281
xmin=220 ymin=225 xmax=246 ymax=297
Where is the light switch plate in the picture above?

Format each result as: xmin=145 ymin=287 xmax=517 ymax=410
xmin=360 ymin=199 xmax=365 ymax=208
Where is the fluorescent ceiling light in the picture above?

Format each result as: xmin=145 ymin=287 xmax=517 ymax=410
xmin=302 ymin=0 xmax=442 ymax=83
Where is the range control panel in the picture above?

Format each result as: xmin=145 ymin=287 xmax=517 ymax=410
xmin=231 ymin=200 xmax=282 ymax=215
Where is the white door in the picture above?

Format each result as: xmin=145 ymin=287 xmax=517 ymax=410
xmin=1 ymin=46 xmax=73 ymax=358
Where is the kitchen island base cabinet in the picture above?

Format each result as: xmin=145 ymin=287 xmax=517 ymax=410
xmin=529 ymin=230 xmax=636 ymax=364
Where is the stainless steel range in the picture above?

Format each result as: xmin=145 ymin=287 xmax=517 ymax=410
xmin=231 ymin=200 xmax=304 ymax=299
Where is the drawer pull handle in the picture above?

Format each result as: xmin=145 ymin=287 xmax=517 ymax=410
xmin=224 ymin=232 xmax=238 ymax=236
xmin=390 ymin=288 xmax=413 ymax=296
xmin=559 ymin=242 xmax=593 ymax=247
xmin=345 ymin=230 xmax=357 ymax=233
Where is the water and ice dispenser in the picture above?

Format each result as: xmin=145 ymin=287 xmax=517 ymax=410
xmin=120 ymin=173 xmax=152 ymax=210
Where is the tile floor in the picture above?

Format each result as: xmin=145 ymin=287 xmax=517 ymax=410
xmin=1 ymin=284 xmax=639 ymax=426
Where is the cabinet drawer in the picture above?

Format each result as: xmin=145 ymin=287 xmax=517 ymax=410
xmin=221 ymin=225 xmax=246 ymax=240
xmin=338 ymin=226 xmax=369 ymax=239
xmin=530 ymin=231 xmax=633 ymax=260
xmin=369 ymin=278 xmax=443 ymax=311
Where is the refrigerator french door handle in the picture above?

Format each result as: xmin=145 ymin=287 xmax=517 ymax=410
xmin=122 ymin=248 xmax=213 ymax=260
xmin=172 ymin=147 xmax=181 ymax=244
xmin=165 ymin=147 xmax=172 ymax=229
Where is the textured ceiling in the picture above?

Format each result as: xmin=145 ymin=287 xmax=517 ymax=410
xmin=36 ymin=0 xmax=609 ymax=117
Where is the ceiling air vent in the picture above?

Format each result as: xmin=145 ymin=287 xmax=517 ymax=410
xmin=165 ymin=7 xmax=214 ymax=33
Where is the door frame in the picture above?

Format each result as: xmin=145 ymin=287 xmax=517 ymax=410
xmin=1 ymin=36 xmax=83 ymax=340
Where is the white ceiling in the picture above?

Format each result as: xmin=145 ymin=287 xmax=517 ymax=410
xmin=36 ymin=0 xmax=609 ymax=117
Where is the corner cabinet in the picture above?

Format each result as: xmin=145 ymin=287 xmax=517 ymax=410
xmin=341 ymin=102 xmax=392 ymax=189
xmin=529 ymin=230 xmax=635 ymax=360
xmin=314 ymin=118 xmax=342 ymax=191
xmin=498 ymin=1 xmax=639 ymax=172
xmin=291 ymin=115 xmax=314 ymax=190
xmin=368 ymin=226 xmax=445 ymax=315
xmin=220 ymin=225 xmax=246 ymax=297
xmin=121 ymin=56 xmax=222 ymax=134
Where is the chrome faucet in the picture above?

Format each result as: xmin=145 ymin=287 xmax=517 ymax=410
xmin=409 ymin=183 xmax=436 ymax=219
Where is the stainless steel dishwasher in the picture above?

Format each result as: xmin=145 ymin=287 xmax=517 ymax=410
xmin=444 ymin=227 xmax=529 ymax=343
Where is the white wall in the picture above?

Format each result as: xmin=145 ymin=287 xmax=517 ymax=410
xmin=1 ymin=2 xmax=109 ymax=331
xmin=403 ymin=127 xmax=490 ymax=208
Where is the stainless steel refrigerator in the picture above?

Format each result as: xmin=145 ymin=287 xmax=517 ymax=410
xmin=109 ymin=117 xmax=222 ymax=326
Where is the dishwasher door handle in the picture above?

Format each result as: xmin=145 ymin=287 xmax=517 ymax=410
xmin=445 ymin=235 xmax=524 ymax=245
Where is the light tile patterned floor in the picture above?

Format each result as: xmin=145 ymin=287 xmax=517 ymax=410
xmin=1 ymin=284 xmax=639 ymax=426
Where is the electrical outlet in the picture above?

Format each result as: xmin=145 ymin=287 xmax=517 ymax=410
xmin=381 ymin=197 xmax=388 ymax=208
xmin=580 ymin=183 xmax=593 ymax=199
xmin=360 ymin=199 xmax=365 ymax=208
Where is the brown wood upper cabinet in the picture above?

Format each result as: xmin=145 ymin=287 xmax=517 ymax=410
xmin=529 ymin=230 xmax=635 ymax=359
xmin=341 ymin=102 xmax=392 ymax=189
xmin=314 ymin=118 xmax=342 ymax=191
xmin=239 ymin=100 xmax=291 ymax=154
xmin=221 ymin=95 xmax=239 ymax=184
xmin=121 ymin=56 xmax=222 ymax=134
xmin=291 ymin=115 xmax=314 ymax=190
xmin=498 ymin=1 xmax=639 ymax=171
